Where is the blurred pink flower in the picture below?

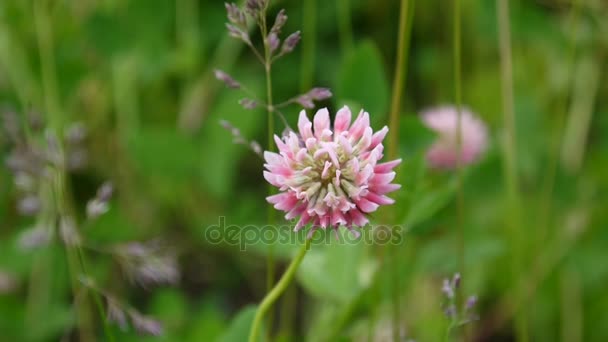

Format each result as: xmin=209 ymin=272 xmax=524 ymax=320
xmin=421 ymin=106 xmax=488 ymax=169
xmin=264 ymin=106 xmax=401 ymax=237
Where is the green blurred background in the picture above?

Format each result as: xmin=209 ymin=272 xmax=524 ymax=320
xmin=1 ymin=0 xmax=607 ymax=341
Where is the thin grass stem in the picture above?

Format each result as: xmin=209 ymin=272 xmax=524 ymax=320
xmin=496 ymin=0 xmax=527 ymax=340
xmin=387 ymin=1 xmax=415 ymax=339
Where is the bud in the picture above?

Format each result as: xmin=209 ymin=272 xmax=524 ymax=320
xmin=131 ymin=312 xmax=163 ymax=336
xmin=219 ymin=120 xmax=241 ymax=137
xmin=5 ymin=148 xmax=45 ymax=175
xmin=226 ymin=24 xmax=250 ymax=43
xmin=17 ymin=195 xmax=41 ymax=216
xmin=270 ymin=9 xmax=287 ymax=34
xmin=239 ymin=98 xmax=258 ymax=110
xmin=107 ymin=299 xmax=128 ymax=331
xmin=214 ymin=69 xmax=241 ymax=89
xmin=308 ymin=87 xmax=332 ymax=101
xmin=18 ymin=225 xmax=51 ymax=250
xmin=452 ymin=273 xmax=461 ymax=289
xmin=296 ymin=95 xmax=315 ymax=109
xmin=225 ymin=2 xmax=246 ymax=27
xmin=87 ymin=199 xmax=109 ymax=219
xmin=441 ymin=278 xmax=454 ymax=299
xmin=281 ymin=31 xmax=301 ymax=54
xmin=465 ymin=295 xmax=478 ymax=310
xmin=65 ymin=122 xmax=87 ymax=145
xmin=444 ymin=304 xmax=456 ymax=318
xmin=267 ymin=33 xmax=280 ymax=53
xmin=97 ymin=181 xmax=114 ymax=202
xmin=114 ymin=240 xmax=180 ymax=287
xmin=250 ymin=141 xmax=262 ymax=155
xmin=219 ymin=120 xmax=232 ymax=130
xmin=245 ymin=0 xmax=264 ymax=17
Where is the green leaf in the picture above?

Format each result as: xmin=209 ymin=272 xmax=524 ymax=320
xmin=216 ymin=305 xmax=261 ymax=342
xmin=297 ymin=231 xmax=366 ymax=303
xmin=186 ymin=301 xmax=227 ymax=342
xmin=403 ymin=177 xmax=457 ymax=229
xmin=149 ymin=289 xmax=188 ymax=332
xmin=335 ymin=40 xmax=389 ymax=128
xmin=399 ymin=114 xmax=436 ymax=157
xmin=128 ymin=127 xmax=200 ymax=180
xmin=198 ymin=89 xmax=264 ymax=199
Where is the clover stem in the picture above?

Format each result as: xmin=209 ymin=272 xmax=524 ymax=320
xmin=249 ymin=239 xmax=312 ymax=342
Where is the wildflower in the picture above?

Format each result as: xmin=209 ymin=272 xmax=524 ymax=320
xmin=264 ymin=106 xmax=401 ymax=237
xmin=420 ymin=106 xmax=488 ymax=169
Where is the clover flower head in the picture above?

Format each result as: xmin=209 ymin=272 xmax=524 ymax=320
xmin=421 ymin=106 xmax=488 ymax=169
xmin=264 ymin=106 xmax=401 ymax=238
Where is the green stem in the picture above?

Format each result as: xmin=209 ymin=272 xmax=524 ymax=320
xmin=249 ymin=239 xmax=312 ymax=342
xmin=336 ymin=0 xmax=354 ymax=54
xmin=536 ymin=0 xmax=582 ymax=244
xmin=387 ymin=1 xmax=414 ymax=340
xmin=388 ymin=0 xmax=414 ymax=161
xmin=496 ymin=0 xmax=526 ymax=340
xmin=260 ymin=7 xmax=277 ymax=335
xmin=33 ymin=0 xmax=61 ymax=130
xmin=453 ymin=1 xmax=466 ymax=337
xmin=76 ymin=245 xmax=116 ymax=342
xmin=300 ymin=0 xmax=317 ymax=91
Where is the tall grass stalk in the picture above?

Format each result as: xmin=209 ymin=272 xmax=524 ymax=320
xmin=177 ymin=0 xmax=255 ymax=132
xmin=496 ymin=0 xmax=527 ymax=340
xmin=452 ymin=2 xmax=467 ymax=340
xmin=33 ymin=2 xmax=114 ymax=340
xmin=337 ymin=0 xmax=354 ymax=54
xmin=300 ymin=0 xmax=317 ymax=92
xmin=387 ymin=0 xmax=415 ymax=339
xmin=560 ymin=266 xmax=583 ymax=342
xmin=259 ymin=3 xmax=278 ymax=334
xmin=536 ymin=0 xmax=582 ymax=251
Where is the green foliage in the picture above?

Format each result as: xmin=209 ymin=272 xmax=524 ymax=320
xmin=0 ymin=0 xmax=607 ymax=341
xmin=335 ymin=40 xmax=390 ymax=127
xmin=298 ymin=231 xmax=368 ymax=303
xmin=216 ymin=305 xmax=261 ymax=342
